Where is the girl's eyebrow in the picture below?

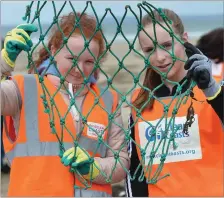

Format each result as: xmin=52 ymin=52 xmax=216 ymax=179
xmin=159 ymin=40 xmax=172 ymax=45
xmin=65 ymin=54 xmax=78 ymax=59
xmin=142 ymin=40 xmax=172 ymax=51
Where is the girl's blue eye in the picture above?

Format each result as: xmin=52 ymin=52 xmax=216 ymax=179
xmin=163 ymin=44 xmax=172 ymax=49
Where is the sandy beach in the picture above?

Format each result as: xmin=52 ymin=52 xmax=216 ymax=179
xmin=1 ymin=38 xmax=197 ymax=196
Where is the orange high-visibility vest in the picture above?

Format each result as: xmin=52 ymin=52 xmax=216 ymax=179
xmin=131 ymin=86 xmax=223 ymax=196
xmin=3 ymin=74 xmax=118 ymax=197
xmin=212 ymin=62 xmax=224 ymax=83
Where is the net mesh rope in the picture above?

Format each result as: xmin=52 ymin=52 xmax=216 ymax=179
xmin=21 ymin=1 xmax=196 ymax=189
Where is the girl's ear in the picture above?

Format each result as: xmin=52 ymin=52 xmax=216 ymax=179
xmin=182 ymin=32 xmax=189 ymax=43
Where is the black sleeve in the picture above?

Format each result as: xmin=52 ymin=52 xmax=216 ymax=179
xmin=126 ymin=115 xmax=148 ymax=197
xmin=207 ymin=86 xmax=223 ymax=123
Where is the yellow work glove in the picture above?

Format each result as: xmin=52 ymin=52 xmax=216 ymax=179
xmin=1 ymin=24 xmax=38 ymax=67
xmin=61 ymin=146 xmax=100 ymax=180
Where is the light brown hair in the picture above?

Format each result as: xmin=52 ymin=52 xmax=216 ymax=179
xmin=133 ymin=8 xmax=185 ymax=111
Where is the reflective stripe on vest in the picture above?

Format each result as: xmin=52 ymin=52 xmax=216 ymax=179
xmin=74 ymin=189 xmax=111 ymax=197
xmin=6 ymin=74 xmax=113 ymax=163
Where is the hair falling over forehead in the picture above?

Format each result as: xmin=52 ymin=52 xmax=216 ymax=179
xmin=33 ymin=12 xmax=106 ymax=80
xmin=133 ymin=8 xmax=185 ymax=111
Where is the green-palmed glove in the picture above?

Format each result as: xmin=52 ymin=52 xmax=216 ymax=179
xmin=61 ymin=147 xmax=100 ymax=180
xmin=1 ymin=24 xmax=38 ymax=67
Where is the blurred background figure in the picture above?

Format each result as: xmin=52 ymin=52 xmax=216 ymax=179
xmin=196 ymin=28 xmax=224 ymax=82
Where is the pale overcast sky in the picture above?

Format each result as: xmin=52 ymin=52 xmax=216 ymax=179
xmin=1 ymin=1 xmax=224 ymax=25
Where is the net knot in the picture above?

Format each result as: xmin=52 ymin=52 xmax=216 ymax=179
xmin=44 ymin=108 xmax=50 ymax=114
xmin=117 ymin=26 xmax=121 ymax=33
xmin=121 ymin=95 xmax=126 ymax=102
xmin=150 ymin=151 xmax=156 ymax=159
xmin=22 ymin=5 xmax=31 ymax=21
xmin=158 ymin=8 xmax=172 ymax=25
xmin=50 ymin=97 xmax=55 ymax=106
xmin=109 ymin=114 xmax=114 ymax=121
xmin=163 ymin=105 xmax=169 ymax=112
xmin=39 ymin=34 xmax=44 ymax=41
xmin=60 ymin=76 xmax=65 ymax=84
xmin=35 ymin=11 xmax=40 ymax=19
xmin=74 ymin=141 xmax=79 ymax=147
xmin=88 ymin=157 xmax=94 ymax=163
xmin=169 ymin=133 xmax=175 ymax=141
xmin=107 ymin=78 xmax=112 ymax=85
xmin=169 ymin=31 xmax=174 ymax=37
xmin=153 ymin=40 xmax=158 ymax=46
xmin=129 ymin=44 xmax=134 ymax=50
xmin=144 ymin=59 xmax=150 ymax=67
xmin=60 ymin=118 xmax=65 ymax=126
xmin=106 ymin=44 xmax=111 ymax=50
xmin=94 ymin=98 xmax=99 ymax=105
xmin=82 ymin=117 xmax=87 ymax=124
xmin=75 ymin=22 xmax=80 ymax=28
xmin=59 ymin=144 xmax=65 ymax=157
xmin=83 ymin=78 xmax=88 ymax=84
xmin=125 ymin=133 xmax=130 ymax=141
xmin=138 ymin=24 xmax=143 ymax=31
xmin=151 ymin=17 xmax=157 ymax=24
xmin=84 ymin=41 xmax=89 ymax=48
xmin=53 ymin=16 xmax=58 ymax=24
xmin=51 ymin=127 xmax=56 ymax=134
xmin=63 ymin=37 xmax=68 ymax=44
xmin=172 ymin=107 xmax=178 ymax=115
xmin=136 ymin=110 xmax=141 ymax=118
xmin=160 ymin=154 xmax=166 ymax=162
xmin=114 ymin=152 xmax=119 ymax=159
xmin=96 ymin=24 xmax=101 ymax=32
xmin=39 ymin=76 xmax=44 ymax=83
xmin=98 ymin=135 xmax=103 ymax=143
xmin=50 ymin=121 xmax=55 ymax=128
xmin=161 ymin=72 xmax=167 ymax=79
xmin=118 ymin=62 xmax=123 ymax=68
xmin=141 ymin=149 xmax=146 ymax=157
xmin=72 ymin=59 xmax=77 ymax=65
xmin=49 ymin=56 xmax=54 ymax=62
xmin=70 ymin=98 xmax=75 ymax=105
xmin=134 ymin=76 xmax=139 ymax=84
